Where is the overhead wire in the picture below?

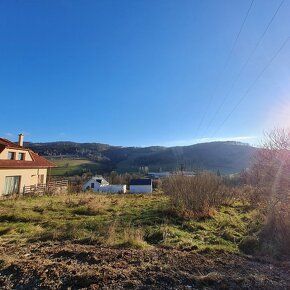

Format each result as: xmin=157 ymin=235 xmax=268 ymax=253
xmin=192 ymin=0 xmax=255 ymax=140
xmin=204 ymin=0 xmax=285 ymax=135
xmin=211 ymin=36 xmax=290 ymax=138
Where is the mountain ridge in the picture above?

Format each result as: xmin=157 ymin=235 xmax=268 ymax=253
xmin=24 ymin=140 xmax=256 ymax=174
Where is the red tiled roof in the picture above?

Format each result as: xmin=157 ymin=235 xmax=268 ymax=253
xmin=0 ymin=138 xmax=24 ymax=149
xmin=0 ymin=138 xmax=56 ymax=169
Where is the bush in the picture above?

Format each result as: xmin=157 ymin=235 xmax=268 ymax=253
xmin=162 ymin=173 xmax=225 ymax=217
xmin=259 ymin=205 xmax=290 ymax=256
xmin=237 ymin=185 xmax=264 ymax=207
xmin=243 ymin=128 xmax=290 ymax=257
xmin=152 ymin=179 xmax=162 ymax=190
xmin=145 ymin=229 xmax=164 ymax=244
xmin=239 ymin=236 xmax=260 ymax=255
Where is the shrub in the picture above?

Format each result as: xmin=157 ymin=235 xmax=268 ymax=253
xmin=145 ymin=229 xmax=164 ymax=244
xmin=259 ymin=205 xmax=290 ymax=256
xmin=162 ymin=173 xmax=225 ymax=217
xmin=243 ymin=128 xmax=290 ymax=257
xmin=152 ymin=179 xmax=162 ymax=190
xmin=237 ymin=185 xmax=264 ymax=207
xmin=239 ymin=235 xmax=260 ymax=255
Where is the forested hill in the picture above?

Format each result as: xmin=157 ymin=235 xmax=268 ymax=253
xmin=24 ymin=141 xmax=256 ymax=174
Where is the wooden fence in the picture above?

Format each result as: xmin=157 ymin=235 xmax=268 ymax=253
xmin=23 ymin=180 xmax=68 ymax=195
xmin=47 ymin=180 xmax=68 ymax=188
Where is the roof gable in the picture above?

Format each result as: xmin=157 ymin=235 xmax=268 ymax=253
xmin=0 ymin=137 xmax=56 ymax=169
xmin=92 ymin=176 xmax=109 ymax=185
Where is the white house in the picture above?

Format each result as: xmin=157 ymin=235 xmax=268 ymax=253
xmin=83 ymin=176 xmax=126 ymax=193
xmin=130 ymin=178 xmax=152 ymax=193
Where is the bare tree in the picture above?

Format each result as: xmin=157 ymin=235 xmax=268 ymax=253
xmin=248 ymin=128 xmax=290 ymax=204
xmin=248 ymin=128 xmax=290 ymax=254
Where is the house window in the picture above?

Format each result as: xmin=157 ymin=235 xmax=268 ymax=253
xmin=7 ymin=152 xmax=15 ymax=160
xmin=91 ymin=183 xmax=95 ymax=189
xmin=18 ymin=153 xmax=25 ymax=160
xmin=4 ymin=176 xmax=21 ymax=195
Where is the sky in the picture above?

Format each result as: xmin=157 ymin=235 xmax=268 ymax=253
xmin=0 ymin=0 xmax=290 ymax=147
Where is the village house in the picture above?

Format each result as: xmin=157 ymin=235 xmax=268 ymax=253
xmin=83 ymin=176 xmax=126 ymax=193
xmin=130 ymin=178 xmax=152 ymax=193
xmin=148 ymin=172 xmax=171 ymax=179
xmin=0 ymin=134 xmax=56 ymax=196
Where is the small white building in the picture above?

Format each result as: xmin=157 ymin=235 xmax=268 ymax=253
xmin=130 ymin=178 xmax=152 ymax=193
xmin=148 ymin=172 xmax=171 ymax=179
xmin=83 ymin=176 xmax=126 ymax=193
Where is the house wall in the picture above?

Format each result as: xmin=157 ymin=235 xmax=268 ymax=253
xmin=101 ymin=185 xmax=126 ymax=193
xmin=83 ymin=180 xmax=100 ymax=191
xmin=0 ymin=148 xmax=32 ymax=161
xmin=130 ymin=185 xmax=152 ymax=193
xmin=83 ymin=180 xmax=126 ymax=193
xmin=0 ymin=168 xmax=48 ymax=196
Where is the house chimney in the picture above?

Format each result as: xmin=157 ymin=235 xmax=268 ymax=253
xmin=18 ymin=133 xmax=24 ymax=147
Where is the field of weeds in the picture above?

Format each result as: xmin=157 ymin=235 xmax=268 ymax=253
xmin=0 ymin=192 xmax=260 ymax=252
xmin=1 ymin=192 xmax=290 ymax=289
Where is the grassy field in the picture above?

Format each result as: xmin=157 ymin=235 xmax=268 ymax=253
xmin=50 ymin=159 xmax=103 ymax=176
xmin=0 ymin=192 xmax=259 ymax=252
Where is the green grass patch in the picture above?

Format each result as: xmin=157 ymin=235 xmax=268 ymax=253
xmin=0 ymin=193 xmax=260 ymax=252
xmin=50 ymin=159 xmax=102 ymax=176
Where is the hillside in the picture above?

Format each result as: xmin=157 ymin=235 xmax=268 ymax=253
xmin=25 ymin=141 xmax=256 ymax=175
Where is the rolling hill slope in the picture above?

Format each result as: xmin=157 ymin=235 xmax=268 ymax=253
xmin=25 ymin=141 xmax=256 ymax=175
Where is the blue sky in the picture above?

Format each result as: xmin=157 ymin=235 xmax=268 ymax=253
xmin=0 ymin=0 xmax=289 ymax=147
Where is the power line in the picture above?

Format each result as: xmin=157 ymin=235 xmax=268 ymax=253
xmin=211 ymin=36 xmax=290 ymax=138
xmin=204 ymin=0 xmax=285 ymax=134
xmin=223 ymin=0 xmax=255 ymax=70
xmin=192 ymin=0 xmax=255 ymax=140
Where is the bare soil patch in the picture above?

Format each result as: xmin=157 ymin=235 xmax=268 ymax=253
xmin=0 ymin=242 xmax=289 ymax=289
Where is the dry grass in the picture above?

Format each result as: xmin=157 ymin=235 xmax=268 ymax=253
xmin=122 ymin=226 xmax=148 ymax=249
xmin=0 ymin=192 xmax=258 ymax=253
xmin=162 ymin=173 xmax=226 ymax=217
xmin=103 ymin=221 xmax=118 ymax=246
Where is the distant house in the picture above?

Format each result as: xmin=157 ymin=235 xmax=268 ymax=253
xmin=148 ymin=172 xmax=171 ymax=179
xmin=130 ymin=178 xmax=152 ymax=193
xmin=83 ymin=176 xmax=126 ymax=193
xmin=180 ymin=171 xmax=196 ymax=177
xmin=0 ymin=134 xmax=56 ymax=196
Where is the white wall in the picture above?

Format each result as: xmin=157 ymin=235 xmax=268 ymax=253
xmin=83 ymin=179 xmax=100 ymax=191
xmin=130 ymin=185 xmax=152 ymax=193
xmin=83 ymin=179 xmax=126 ymax=193
xmin=102 ymin=185 xmax=126 ymax=193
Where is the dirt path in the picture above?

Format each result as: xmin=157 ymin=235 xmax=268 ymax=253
xmin=0 ymin=242 xmax=289 ymax=289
